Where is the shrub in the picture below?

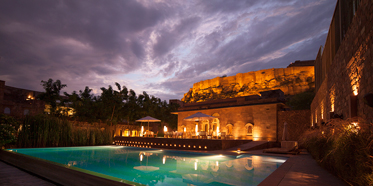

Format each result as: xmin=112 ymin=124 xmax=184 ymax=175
xmin=17 ymin=115 xmax=113 ymax=148
xmin=300 ymin=118 xmax=373 ymax=186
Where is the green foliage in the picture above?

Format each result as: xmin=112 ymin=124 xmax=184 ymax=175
xmin=37 ymin=78 xmax=67 ymax=116
xmin=301 ymin=119 xmax=373 ymax=186
xmin=286 ymin=91 xmax=315 ymax=110
xmin=0 ymin=114 xmax=20 ymax=147
xmin=62 ymin=82 xmax=179 ymax=130
xmin=17 ymin=115 xmax=112 ymax=148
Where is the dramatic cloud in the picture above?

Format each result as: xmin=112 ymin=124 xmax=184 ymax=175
xmin=0 ymin=0 xmax=337 ymax=101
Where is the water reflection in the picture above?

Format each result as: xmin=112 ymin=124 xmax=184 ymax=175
xmin=12 ymin=147 xmax=287 ymax=186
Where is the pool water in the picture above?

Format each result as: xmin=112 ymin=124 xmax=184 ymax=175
xmin=9 ymin=146 xmax=287 ymax=186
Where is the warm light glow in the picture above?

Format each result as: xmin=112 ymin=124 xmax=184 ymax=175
xmin=184 ymin=127 xmax=186 ymax=132
xmin=194 ymin=161 xmax=198 ymax=170
xmin=353 ymin=88 xmax=358 ymax=96
xmin=141 ymin=126 xmax=144 ymax=136
xmin=237 ymin=148 xmax=241 ymax=154
xmin=216 ymin=161 xmax=219 ymax=166
xmin=164 ymin=126 xmax=168 ymax=132
xmin=217 ymin=126 xmax=220 ymax=134
xmin=140 ymin=154 xmax=143 ymax=162
xmin=163 ymin=156 xmax=166 ymax=164
xmin=195 ymin=124 xmax=198 ymax=134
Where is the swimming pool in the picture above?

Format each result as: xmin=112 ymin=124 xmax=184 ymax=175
xmin=9 ymin=146 xmax=287 ymax=186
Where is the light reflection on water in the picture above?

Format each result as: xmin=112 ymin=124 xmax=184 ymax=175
xmin=10 ymin=146 xmax=287 ymax=186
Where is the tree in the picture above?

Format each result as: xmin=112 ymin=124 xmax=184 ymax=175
xmin=37 ymin=79 xmax=67 ymax=115
xmin=286 ymin=91 xmax=315 ymax=110
xmin=0 ymin=114 xmax=20 ymax=147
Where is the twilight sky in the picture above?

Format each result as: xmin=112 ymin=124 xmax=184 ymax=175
xmin=0 ymin=0 xmax=337 ymax=101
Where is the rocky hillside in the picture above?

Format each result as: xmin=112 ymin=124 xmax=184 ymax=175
xmin=182 ymin=63 xmax=314 ymax=103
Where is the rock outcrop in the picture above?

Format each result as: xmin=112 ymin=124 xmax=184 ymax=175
xmin=182 ymin=63 xmax=314 ymax=103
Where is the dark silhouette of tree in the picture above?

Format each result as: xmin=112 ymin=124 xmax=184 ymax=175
xmin=37 ymin=79 xmax=67 ymax=115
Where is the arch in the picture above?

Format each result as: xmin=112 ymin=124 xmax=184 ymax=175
xmin=201 ymin=120 xmax=209 ymax=132
xmin=212 ymin=113 xmax=220 ymax=117
xmin=245 ymin=123 xmax=254 ymax=136
xmin=24 ymin=109 xmax=30 ymax=115
xmin=4 ymin=107 xmax=10 ymax=114
xmin=226 ymin=124 xmax=233 ymax=135
xmin=211 ymin=118 xmax=220 ymax=136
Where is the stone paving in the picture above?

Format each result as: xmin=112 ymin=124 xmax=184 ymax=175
xmin=0 ymin=161 xmax=55 ymax=186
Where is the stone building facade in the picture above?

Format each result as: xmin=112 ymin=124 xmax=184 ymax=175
xmin=311 ymin=0 xmax=373 ymax=125
xmin=174 ymin=90 xmax=286 ymax=141
xmin=182 ymin=60 xmax=314 ymax=103
xmin=0 ymin=80 xmax=45 ymax=117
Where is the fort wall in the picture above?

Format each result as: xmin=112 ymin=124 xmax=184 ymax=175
xmin=183 ymin=65 xmax=314 ymax=103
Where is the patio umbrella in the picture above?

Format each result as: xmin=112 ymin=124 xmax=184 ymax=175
xmin=136 ymin=116 xmax=161 ymax=132
xmin=184 ymin=112 xmax=215 ymax=121
xmin=184 ymin=112 xmax=215 ymax=134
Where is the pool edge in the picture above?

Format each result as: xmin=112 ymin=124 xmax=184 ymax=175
xmin=0 ymin=149 xmax=133 ymax=186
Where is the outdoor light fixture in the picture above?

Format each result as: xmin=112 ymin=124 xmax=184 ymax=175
xmin=184 ymin=127 xmax=186 ymax=132
xmin=237 ymin=148 xmax=241 ymax=154
xmin=164 ymin=126 xmax=168 ymax=132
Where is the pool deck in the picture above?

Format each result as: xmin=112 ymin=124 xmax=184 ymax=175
xmin=0 ymin=161 xmax=56 ymax=186
xmin=239 ymin=149 xmax=347 ymax=186
xmin=0 ymin=147 xmax=347 ymax=186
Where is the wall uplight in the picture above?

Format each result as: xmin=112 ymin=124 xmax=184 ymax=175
xmin=353 ymin=85 xmax=358 ymax=96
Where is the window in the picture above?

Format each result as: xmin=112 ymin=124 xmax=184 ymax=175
xmin=245 ymin=123 xmax=253 ymax=136
xmin=4 ymin=107 xmax=10 ymax=114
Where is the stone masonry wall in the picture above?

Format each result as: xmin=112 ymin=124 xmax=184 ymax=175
xmin=311 ymin=0 xmax=373 ymax=124
xmin=177 ymin=103 xmax=279 ymax=141
xmin=277 ymin=110 xmax=311 ymax=142
xmin=183 ymin=66 xmax=314 ymax=103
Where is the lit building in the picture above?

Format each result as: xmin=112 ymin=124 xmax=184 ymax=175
xmin=311 ymin=0 xmax=373 ymax=125
xmin=0 ymin=80 xmax=45 ymax=117
xmin=173 ymin=90 xmax=286 ymax=141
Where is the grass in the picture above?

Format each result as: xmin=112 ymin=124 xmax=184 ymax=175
xmin=300 ymin=118 xmax=373 ymax=186
xmin=17 ymin=115 xmax=113 ymax=148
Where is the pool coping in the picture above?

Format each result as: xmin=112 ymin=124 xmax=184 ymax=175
xmin=0 ymin=148 xmax=135 ymax=186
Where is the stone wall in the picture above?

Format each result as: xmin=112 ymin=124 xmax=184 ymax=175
xmin=177 ymin=103 xmax=280 ymax=141
xmin=182 ymin=65 xmax=314 ymax=103
xmin=311 ymin=0 xmax=373 ymax=124
xmin=0 ymin=80 xmax=45 ymax=117
xmin=277 ymin=110 xmax=311 ymax=142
